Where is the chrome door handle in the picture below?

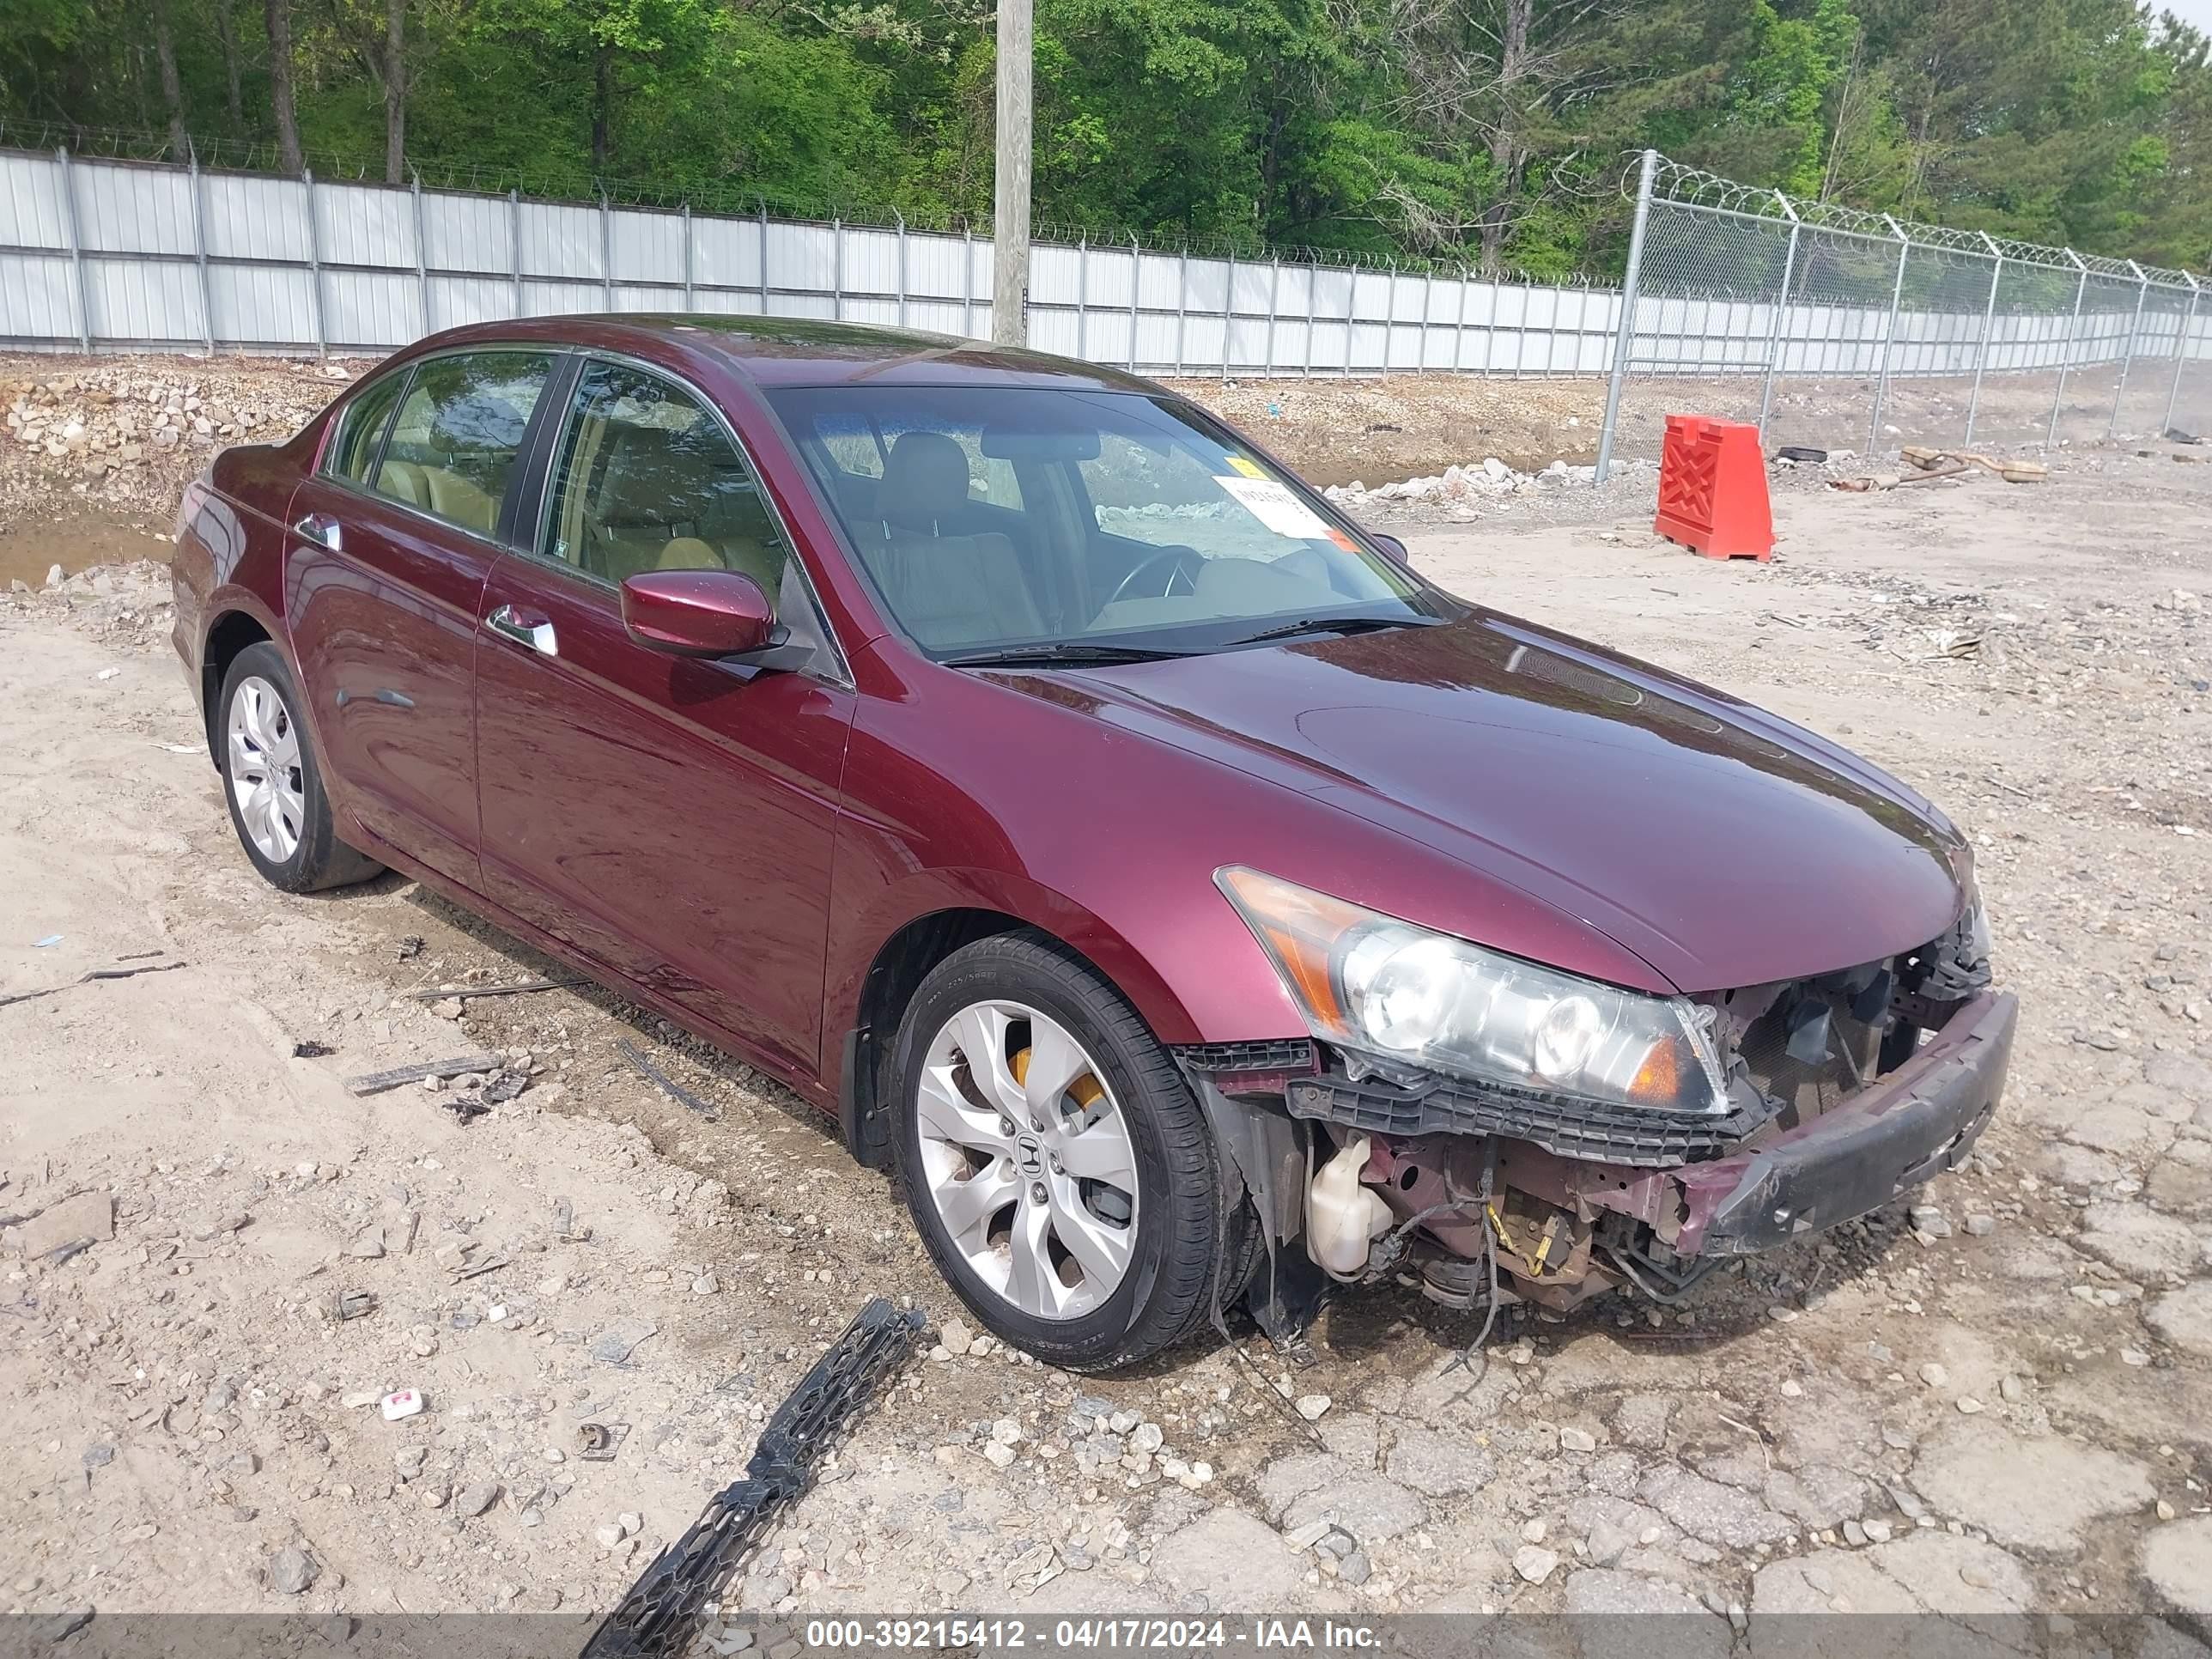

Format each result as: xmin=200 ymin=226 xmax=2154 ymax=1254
xmin=292 ymin=512 xmax=342 ymax=552
xmin=485 ymin=604 xmax=558 ymax=657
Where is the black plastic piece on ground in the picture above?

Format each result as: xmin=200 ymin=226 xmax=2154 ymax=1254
xmin=580 ymin=1298 xmax=926 ymax=1658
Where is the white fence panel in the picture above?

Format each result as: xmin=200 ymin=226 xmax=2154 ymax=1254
xmin=74 ymin=161 xmax=198 ymax=256
xmin=317 ymin=179 xmax=414 ymax=270
xmin=0 ymin=252 xmax=77 ymax=337
xmin=9 ymin=143 xmax=2200 ymax=418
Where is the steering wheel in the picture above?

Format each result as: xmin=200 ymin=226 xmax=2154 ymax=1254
xmin=1106 ymin=546 xmax=1203 ymax=608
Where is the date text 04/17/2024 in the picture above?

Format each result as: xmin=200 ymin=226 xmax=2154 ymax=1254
xmin=799 ymin=1620 xmax=1383 ymax=1650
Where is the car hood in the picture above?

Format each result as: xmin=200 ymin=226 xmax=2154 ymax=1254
xmin=1030 ymin=611 xmax=1969 ymax=994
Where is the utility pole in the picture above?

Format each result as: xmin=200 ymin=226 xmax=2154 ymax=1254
xmin=992 ymin=0 xmax=1032 ymax=346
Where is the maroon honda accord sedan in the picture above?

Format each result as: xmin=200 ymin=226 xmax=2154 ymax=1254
xmin=170 ymin=316 xmax=2014 ymax=1369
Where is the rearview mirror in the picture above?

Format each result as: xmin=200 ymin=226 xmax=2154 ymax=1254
xmin=621 ymin=568 xmax=778 ymax=659
xmin=1370 ymin=532 xmax=1410 ymax=566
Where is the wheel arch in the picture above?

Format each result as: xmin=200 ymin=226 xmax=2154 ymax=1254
xmin=835 ymin=895 xmax=1198 ymax=1171
xmin=200 ymin=606 xmax=278 ymax=762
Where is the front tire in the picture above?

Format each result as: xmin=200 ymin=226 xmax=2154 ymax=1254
xmin=216 ymin=641 xmax=383 ymax=894
xmin=890 ymin=932 xmax=1232 ymax=1371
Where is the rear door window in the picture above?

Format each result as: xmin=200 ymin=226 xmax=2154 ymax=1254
xmin=371 ymin=351 xmax=555 ymax=537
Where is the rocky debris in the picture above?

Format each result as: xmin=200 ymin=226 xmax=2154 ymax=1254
xmin=1322 ymin=455 xmax=1609 ymax=512
xmin=1909 ymin=1421 xmax=2155 ymax=1552
xmin=2141 ymin=1517 xmax=2212 ymax=1619
xmin=1 ymin=358 xmax=350 ymax=524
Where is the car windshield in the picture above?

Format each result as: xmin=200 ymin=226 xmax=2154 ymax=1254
xmin=767 ymin=385 xmax=1458 ymax=659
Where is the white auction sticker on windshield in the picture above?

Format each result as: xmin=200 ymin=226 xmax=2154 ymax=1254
xmin=1213 ymin=475 xmax=1332 ymax=540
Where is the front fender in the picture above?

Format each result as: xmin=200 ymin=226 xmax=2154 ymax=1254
xmin=821 ymin=843 xmax=1304 ymax=1062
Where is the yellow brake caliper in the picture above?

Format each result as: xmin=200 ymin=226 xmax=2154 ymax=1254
xmin=1010 ymin=1048 xmax=1105 ymax=1128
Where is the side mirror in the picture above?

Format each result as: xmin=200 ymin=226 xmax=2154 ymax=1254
xmin=1370 ymin=532 xmax=1410 ymax=566
xmin=621 ymin=568 xmax=778 ymax=659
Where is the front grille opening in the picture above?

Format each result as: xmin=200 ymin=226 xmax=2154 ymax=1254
xmin=1730 ymin=965 xmax=1894 ymax=1130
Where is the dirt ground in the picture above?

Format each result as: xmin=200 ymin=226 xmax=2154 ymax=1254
xmin=3 ymin=357 xmax=2212 ymax=1641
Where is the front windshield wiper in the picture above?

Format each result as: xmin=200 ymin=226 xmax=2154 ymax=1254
xmin=940 ymin=642 xmax=1196 ymax=668
xmin=1226 ymin=614 xmax=1444 ymax=647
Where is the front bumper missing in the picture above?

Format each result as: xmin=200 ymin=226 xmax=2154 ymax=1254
xmin=1281 ymin=988 xmax=2016 ymax=1281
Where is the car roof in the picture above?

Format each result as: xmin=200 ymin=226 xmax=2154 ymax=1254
xmin=418 ymin=313 xmax=1167 ymax=394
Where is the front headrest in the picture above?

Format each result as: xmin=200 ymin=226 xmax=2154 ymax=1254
xmin=881 ymin=431 xmax=972 ymax=532
xmin=596 ymin=430 xmax=678 ymax=527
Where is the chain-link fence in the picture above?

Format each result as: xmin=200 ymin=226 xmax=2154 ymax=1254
xmin=1595 ymin=154 xmax=2209 ymax=477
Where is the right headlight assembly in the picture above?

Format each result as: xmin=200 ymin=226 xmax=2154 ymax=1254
xmin=1217 ymin=866 xmax=1729 ymax=1116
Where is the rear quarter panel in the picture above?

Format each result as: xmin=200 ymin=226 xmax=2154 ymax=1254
xmin=172 ymin=422 xmax=327 ymax=714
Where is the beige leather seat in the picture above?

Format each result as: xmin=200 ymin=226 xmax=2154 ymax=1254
xmin=580 ymin=429 xmax=789 ymax=595
xmin=377 ymin=459 xmax=432 ymax=510
xmin=858 ymin=431 xmax=1042 ymax=647
xmin=425 ymin=468 xmax=497 ymax=533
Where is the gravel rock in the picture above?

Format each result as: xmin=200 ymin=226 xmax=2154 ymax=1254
xmin=268 ymin=1547 xmax=317 ymax=1595
xmin=1293 ymin=1395 xmax=1331 ymax=1421
xmin=456 ymin=1482 xmax=501 ymax=1518
xmin=939 ymin=1319 xmax=974 ymax=1358
xmin=1513 ymin=1546 xmax=1560 ymax=1584
xmin=1559 ymin=1426 xmax=1598 ymax=1454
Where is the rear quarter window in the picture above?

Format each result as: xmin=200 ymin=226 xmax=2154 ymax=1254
xmin=322 ymin=372 xmax=407 ymax=484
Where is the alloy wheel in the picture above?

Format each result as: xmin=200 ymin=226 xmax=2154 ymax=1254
xmin=914 ymin=1000 xmax=1140 ymax=1321
xmin=227 ymin=674 xmax=306 ymax=864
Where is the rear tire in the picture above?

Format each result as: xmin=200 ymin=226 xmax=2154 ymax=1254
xmin=890 ymin=931 xmax=1241 ymax=1371
xmin=216 ymin=641 xmax=383 ymax=894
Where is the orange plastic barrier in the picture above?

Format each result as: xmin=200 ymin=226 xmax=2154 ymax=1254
xmin=1653 ymin=415 xmax=1774 ymax=561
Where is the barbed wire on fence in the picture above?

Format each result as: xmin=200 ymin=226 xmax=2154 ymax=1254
xmin=1590 ymin=149 xmax=2210 ymax=480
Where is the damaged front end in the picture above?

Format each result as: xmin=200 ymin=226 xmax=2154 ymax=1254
xmin=1180 ymin=892 xmax=2015 ymax=1339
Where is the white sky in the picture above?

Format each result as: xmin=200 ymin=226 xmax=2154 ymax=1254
xmin=2155 ymin=0 xmax=2212 ymax=35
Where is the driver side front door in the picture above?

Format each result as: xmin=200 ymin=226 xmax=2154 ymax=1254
xmin=472 ymin=356 xmax=856 ymax=1080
